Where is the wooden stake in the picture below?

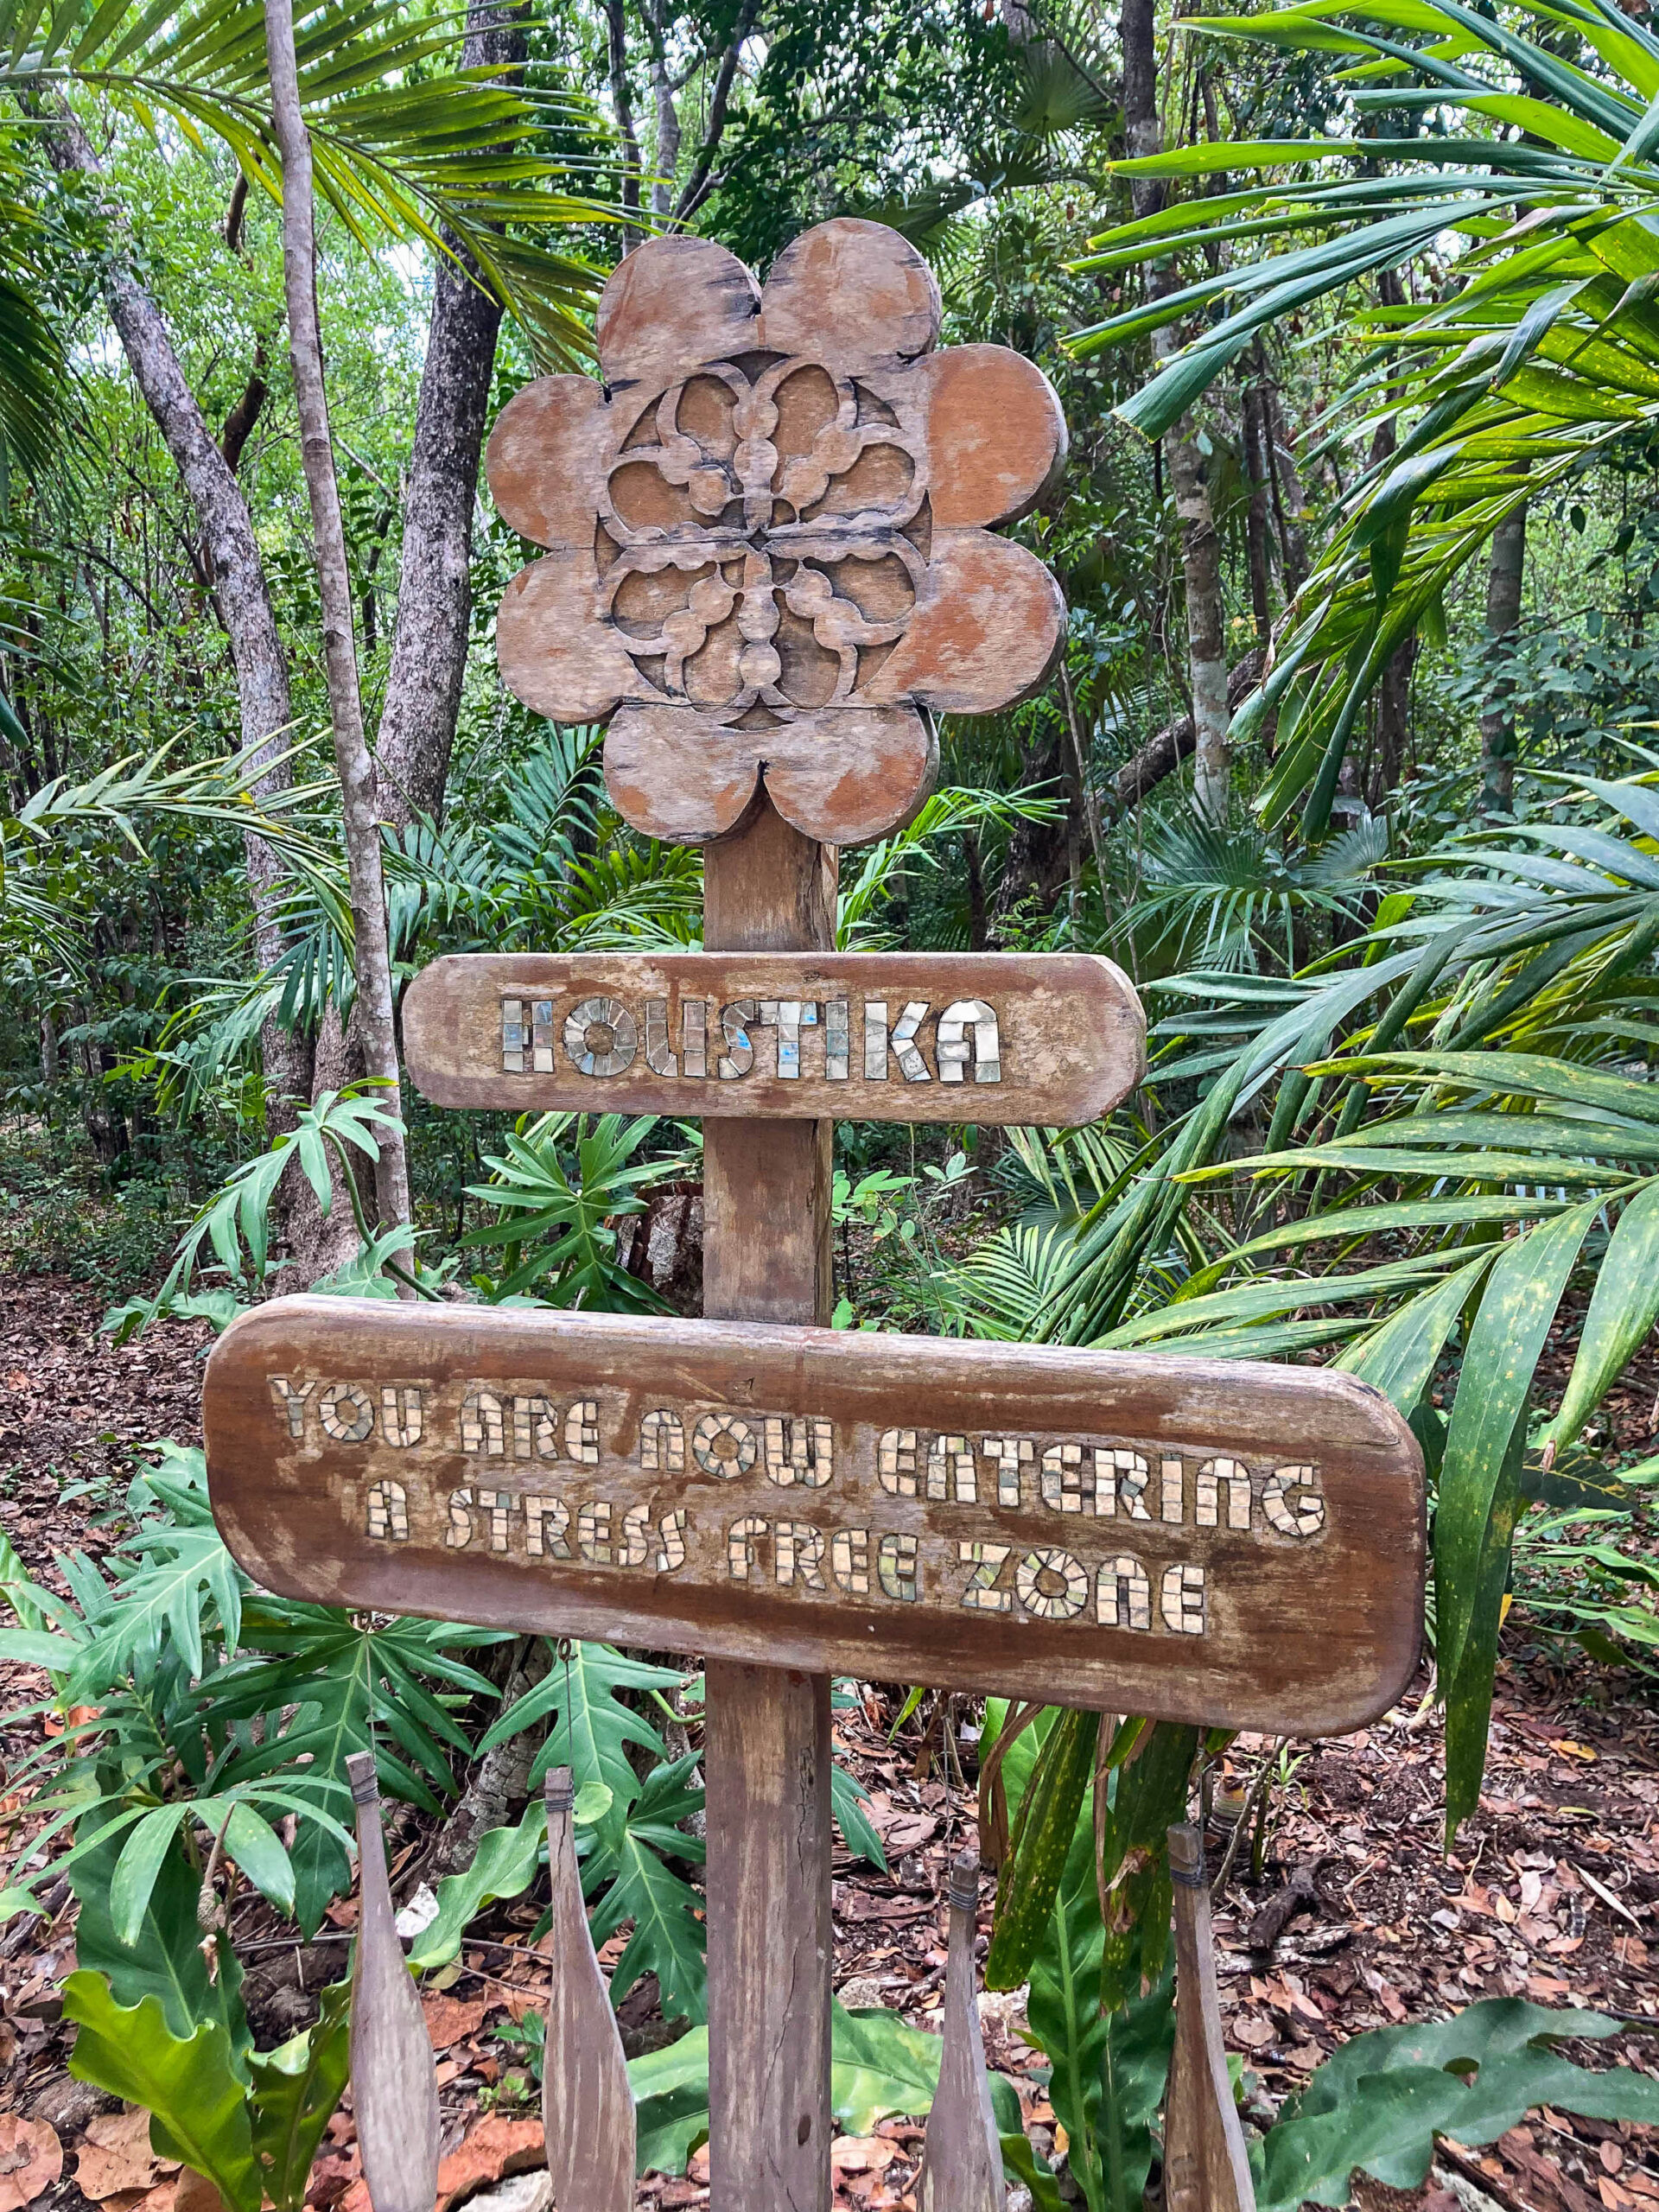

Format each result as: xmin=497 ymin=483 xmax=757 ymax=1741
xmin=1163 ymin=1822 xmax=1255 ymax=2212
xmin=345 ymin=1751 xmax=440 ymax=2212
xmin=542 ymin=1764 xmax=634 ymax=2211
xmin=916 ymin=1851 xmax=1002 ymax=2212
xmin=702 ymin=793 xmax=836 ymax=2209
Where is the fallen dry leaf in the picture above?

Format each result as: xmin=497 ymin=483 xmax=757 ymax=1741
xmin=435 ymin=2116 xmax=544 ymax=2212
xmin=830 ymin=2138 xmax=899 ymax=2175
xmin=420 ymin=1991 xmax=489 ymax=2050
xmin=174 ymin=2169 xmax=228 ymax=2212
xmin=0 ymin=2115 xmax=61 ymax=2212
xmin=100 ymin=2183 xmax=177 ymax=2212
xmin=76 ymin=2107 xmax=178 ymax=2202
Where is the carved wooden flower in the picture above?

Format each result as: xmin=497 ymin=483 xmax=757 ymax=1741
xmin=486 ymin=218 xmax=1067 ymax=847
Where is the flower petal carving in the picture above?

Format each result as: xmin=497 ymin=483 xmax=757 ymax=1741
xmin=866 ymin=533 xmax=1066 ymax=715
xmin=485 ymin=218 xmax=1066 ymax=847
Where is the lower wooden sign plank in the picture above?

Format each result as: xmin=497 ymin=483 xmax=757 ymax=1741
xmin=402 ymin=951 xmax=1144 ymax=1126
xmin=203 ymin=1298 xmax=1424 ymax=1733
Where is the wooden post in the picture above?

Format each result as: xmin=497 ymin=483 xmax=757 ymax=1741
xmin=702 ymin=793 xmax=836 ymax=2210
xmin=542 ymin=1765 xmax=634 ymax=2212
xmin=345 ymin=1752 xmax=440 ymax=2212
xmin=1163 ymin=1822 xmax=1255 ymax=2212
xmin=916 ymin=1850 xmax=1002 ymax=2212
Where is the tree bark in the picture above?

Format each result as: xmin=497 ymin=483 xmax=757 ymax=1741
xmin=605 ymin=0 xmax=644 ymax=245
xmin=374 ymin=0 xmax=528 ymax=832
xmin=1113 ymin=648 xmax=1264 ymax=811
xmin=674 ymin=0 xmax=763 ymax=224
xmin=265 ymin=0 xmax=411 ymax=1239
xmin=1122 ymin=0 xmax=1230 ymax=825
xmin=38 ymin=100 xmax=312 ymax=1124
xmin=1480 ymin=499 xmax=1528 ymax=818
xmin=1264 ymin=373 xmax=1311 ymax=596
xmin=1243 ymin=379 xmax=1273 ymax=646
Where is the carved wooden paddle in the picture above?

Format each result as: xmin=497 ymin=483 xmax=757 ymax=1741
xmin=543 ymin=1765 xmax=634 ymax=2210
xmin=916 ymin=1849 xmax=1002 ymax=2212
xmin=1163 ymin=1821 xmax=1255 ymax=2212
xmin=345 ymin=1751 xmax=440 ymax=2212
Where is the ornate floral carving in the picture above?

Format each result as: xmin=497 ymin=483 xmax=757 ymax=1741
xmin=487 ymin=218 xmax=1068 ymax=847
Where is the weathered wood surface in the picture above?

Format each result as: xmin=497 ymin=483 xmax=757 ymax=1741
xmin=1163 ymin=1823 xmax=1255 ymax=2212
xmin=541 ymin=1765 xmax=634 ymax=2212
xmin=701 ymin=796 xmax=835 ymax=2211
xmin=486 ymin=219 xmax=1067 ymax=848
xmin=915 ymin=1851 xmax=1001 ymax=2212
xmin=345 ymin=1752 xmax=441 ymax=2212
xmin=202 ymin=1298 xmax=1424 ymax=1732
xmin=404 ymin=950 xmax=1144 ymax=1126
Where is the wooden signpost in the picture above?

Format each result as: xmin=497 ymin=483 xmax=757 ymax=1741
xmin=202 ymin=217 xmax=1426 ymax=2211
xmin=404 ymin=950 xmax=1145 ymax=1125
xmin=207 ymin=1297 xmax=1421 ymax=1732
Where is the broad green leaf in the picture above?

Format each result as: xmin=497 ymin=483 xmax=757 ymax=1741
xmin=1438 ymin=1205 xmax=1597 ymax=1833
xmin=248 ymin=1980 xmax=353 ymax=2212
xmin=69 ymin=1811 xmax=252 ymax=2064
xmin=985 ymin=1706 xmax=1098 ymax=1990
xmin=111 ymin=1804 xmax=190 ymax=1948
xmin=406 ymin=1803 xmax=547 ymax=1973
xmin=224 ymin=1802 xmax=296 ymax=1920
xmin=830 ymin=1761 xmax=887 ymax=1872
xmin=1339 ymin=1251 xmax=1499 ymax=1411
xmin=64 ymin=1972 xmax=261 ymax=2212
xmin=1543 ymin=1179 xmax=1659 ymax=1448
xmin=1257 ymin=1999 xmax=1659 ymax=2211
xmin=1437 ymin=1204 xmax=1598 ymax=1686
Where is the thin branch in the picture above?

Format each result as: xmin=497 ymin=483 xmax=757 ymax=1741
xmin=604 ymin=0 xmax=644 ymax=246
xmin=674 ymin=0 xmax=761 ymax=224
xmin=264 ymin=0 xmax=412 ymax=1245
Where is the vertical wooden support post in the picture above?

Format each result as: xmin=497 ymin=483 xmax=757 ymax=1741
xmin=1163 ymin=1822 xmax=1255 ymax=2212
xmin=543 ymin=1765 xmax=634 ymax=2212
xmin=916 ymin=1850 xmax=1002 ymax=2212
xmin=702 ymin=793 xmax=836 ymax=2210
xmin=345 ymin=1751 xmax=440 ymax=2212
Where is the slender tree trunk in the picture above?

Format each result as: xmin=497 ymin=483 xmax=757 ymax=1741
xmin=1170 ymin=427 xmax=1230 ymax=825
xmin=1367 ymin=277 xmax=1415 ymax=810
xmin=1264 ymin=372 xmax=1311 ymax=596
xmin=1243 ymin=380 xmax=1274 ymax=646
xmin=1113 ymin=649 xmax=1265 ymax=810
xmin=374 ymin=0 xmax=528 ymax=831
xmin=674 ymin=0 xmax=762 ymax=224
xmin=1122 ymin=0 xmax=1230 ymax=826
xmin=1373 ymin=631 xmax=1415 ymax=806
xmin=1480 ymin=499 xmax=1528 ymax=817
xmin=645 ymin=0 xmax=682 ymax=218
xmin=265 ymin=0 xmax=411 ymax=1239
xmin=605 ymin=0 xmax=644 ymax=246
xmin=38 ymin=99 xmax=313 ymax=1128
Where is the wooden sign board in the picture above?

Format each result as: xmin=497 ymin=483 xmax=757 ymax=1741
xmin=204 ymin=1297 xmax=1423 ymax=1734
xmin=404 ymin=951 xmax=1144 ymax=1125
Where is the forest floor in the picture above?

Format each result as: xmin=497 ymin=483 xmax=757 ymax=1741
xmin=0 ymin=1274 xmax=1656 ymax=2212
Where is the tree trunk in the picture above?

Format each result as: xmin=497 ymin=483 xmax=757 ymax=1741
xmin=38 ymin=100 xmax=314 ymax=1128
xmin=1113 ymin=648 xmax=1264 ymax=811
xmin=1243 ymin=379 xmax=1274 ymax=646
xmin=265 ymin=0 xmax=411 ymax=1239
xmin=1121 ymin=0 xmax=1230 ymax=827
xmin=1264 ymin=372 xmax=1311 ymax=596
xmin=988 ymin=727 xmax=1070 ymax=941
xmin=1480 ymin=499 xmax=1528 ymax=818
xmin=605 ymin=0 xmax=644 ymax=245
xmin=374 ymin=0 xmax=528 ymax=832
xmin=1373 ymin=632 xmax=1415 ymax=807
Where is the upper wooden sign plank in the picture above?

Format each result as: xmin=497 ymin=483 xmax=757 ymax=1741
xmin=404 ymin=952 xmax=1144 ymax=1125
xmin=204 ymin=1299 xmax=1424 ymax=1733
xmin=486 ymin=219 xmax=1067 ymax=849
